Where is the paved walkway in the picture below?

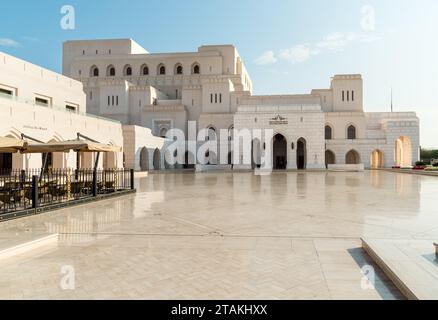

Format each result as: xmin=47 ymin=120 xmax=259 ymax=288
xmin=1 ymin=171 xmax=437 ymax=300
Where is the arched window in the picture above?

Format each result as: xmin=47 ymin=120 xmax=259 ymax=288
xmin=124 ymin=65 xmax=132 ymax=76
xmin=325 ymin=125 xmax=333 ymax=140
xmin=159 ymin=127 xmax=168 ymax=138
xmin=90 ymin=66 xmax=99 ymax=77
xmin=192 ymin=63 xmax=200 ymax=74
xmin=206 ymin=126 xmax=217 ymax=141
xmin=141 ymin=64 xmax=149 ymax=75
xmin=347 ymin=125 xmax=357 ymax=140
xmin=158 ymin=64 xmax=166 ymax=75
xmin=175 ymin=64 xmax=183 ymax=75
xmin=107 ymin=65 xmax=116 ymax=77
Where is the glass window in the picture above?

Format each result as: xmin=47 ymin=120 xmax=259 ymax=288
xmin=325 ymin=126 xmax=332 ymax=140
xmin=347 ymin=125 xmax=357 ymax=140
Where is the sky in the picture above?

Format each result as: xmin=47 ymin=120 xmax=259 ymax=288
xmin=1 ymin=0 xmax=437 ymax=148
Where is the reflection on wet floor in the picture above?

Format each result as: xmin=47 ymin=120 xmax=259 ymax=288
xmin=0 ymin=170 xmax=435 ymax=299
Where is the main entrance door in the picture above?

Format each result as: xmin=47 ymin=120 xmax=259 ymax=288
xmin=297 ymin=138 xmax=307 ymax=170
xmin=273 ymin=134 xmax=287 ymax=170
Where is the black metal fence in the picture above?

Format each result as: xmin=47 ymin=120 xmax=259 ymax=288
xmin=0 ymin=168 xmax=134 ymax=215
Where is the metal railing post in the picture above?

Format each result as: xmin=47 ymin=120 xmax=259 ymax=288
xmin=130 ymin=169 xmax=135 ymax=190
xmin=32 ymin=175 xmax=39 ymax=209
xmin=20 ymin=170 xmax=26 ymax=187
xmin=92 ymin=170 xmax=98 ymax=197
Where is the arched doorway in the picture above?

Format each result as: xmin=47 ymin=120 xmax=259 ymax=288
xmin=0 ymin=153 xmax=12 ymax=173
xmin=140 ymin=147 xmax=149 ymax=171
xmin=184 ymin=151 xmax=195 ymax=169
xmin=346 ymin=150 xmax=360 ymax=165
xmin=297 ymin=138 xmax=307 ymax=170
xmin=395 ymin=136 xmax=412 ymax=167
xmin=273 ymin=134 xmax=287 ymax=170
xmin=325 ymin=150 xmax=336 ymax=168
xmin=153 ymin=148 xmax=161 ymax=170
xmin=251 ymin=139 xmax=262 ymax=169
xmin=370 ymin=150 xmax=384 ymax=169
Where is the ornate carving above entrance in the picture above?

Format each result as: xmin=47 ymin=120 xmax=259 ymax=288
xmin=269 ymin=114 xmax=288 ymax=125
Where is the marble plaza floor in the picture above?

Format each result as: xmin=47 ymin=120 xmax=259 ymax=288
xmin=0 ymin=170 xmax=437 ymax=300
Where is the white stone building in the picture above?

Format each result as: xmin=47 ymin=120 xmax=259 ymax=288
xmin=0 ymin=51 xmax=124 ymax=171
xmin=62 ymin=39 xmax=420 ymax=171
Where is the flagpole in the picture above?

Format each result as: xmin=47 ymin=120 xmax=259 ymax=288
xmin=391 ymin=88 xmax=393 ymax=113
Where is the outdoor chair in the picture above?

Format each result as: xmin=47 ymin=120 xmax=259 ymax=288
xmin=0 ymin=192 xmax=13 ymax=211
xmin=0 ymin=189 xmax=22 ymax=211
xmin=70 ymin=181 xmax=86 ymax=198
xmin=104 ymin=181 xmax=116 ymax=193
xmin=24 ymin=183 xmax=49 ymax=206
xmin=48 ymin=183 xmax=68 ymax=200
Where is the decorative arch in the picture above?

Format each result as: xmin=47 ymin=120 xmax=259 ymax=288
xmin=139 ymin=147 xmax=149 ymax=171
xmin=191 ymin=62 xmax=201 ymax=74
xmin=206 ymin=125 xmax=217 ymax=141
xmin=395 ymin=136 xmax=412 ymax=167
xmin=123 ymin=64 xmax=132 ymax=76
xmin=90 ymin=65 xmax=99 ymax=77
xmin=159 ymin=127 xmax=169 ymax=138
xmin=347 ymin=124 xmax=357 ymax=140
xmin=153 ymin=148 xmax=161 ymax=170
xmin=174 ymin=63 xmax=183 ymax=75
xmin=157 ymin=63 xmax=166 ymax=75
xmin=346 ymin=149 xmax=361 ymax=165
xmin=107 ymin=65 xmax=116 ymax=77
xmin=325 ymin=124 xmax=333 ymax=140
xmin=297 ymin=138 xmax=307 ymax=170
xmin=273 ymin=133 xmax=287 ymax=170
xmin=325 ymin=150 xmax=336 ymax=168
xmin=140 ymin=64 xmax=149 ymax=75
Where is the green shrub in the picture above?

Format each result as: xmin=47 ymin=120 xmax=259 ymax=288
xmin=415 ymin=161 xmax=426 ymax=166
xmin=434 ymin=163 xmax=438 ymax=167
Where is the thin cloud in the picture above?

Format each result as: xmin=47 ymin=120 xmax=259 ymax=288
xmin=317 ymin=32 xmax=381 ymax=52
xmin=256 ymin=32 xmax=381 ymax=65
xmin=279 ymin=44 xmax=319 ymax=64
xmin=0 ymin=38 xmax=20 ymax=47
xmin=22 ymin=36 xmax=39 ymax=42
xmin=254 ymin=51 xmax=277 ymax=65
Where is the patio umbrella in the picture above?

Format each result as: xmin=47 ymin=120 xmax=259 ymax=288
xmin=22 ymin=140 xmax=122 ymax=154
xmin=0 ymin=137 xmax=27 ymax=153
